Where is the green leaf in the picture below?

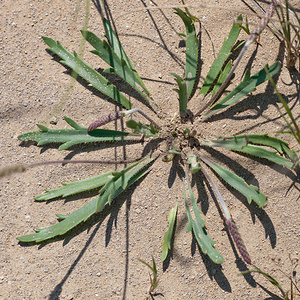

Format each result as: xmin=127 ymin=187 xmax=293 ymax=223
xmin=231 ymin=145 xmax=294 ymax=168
xmin=174 ymin=8 xmax=199 ymax=100
xmin=211 ymin=60 xmax=232 ymax=98
xmin=202 ymin=158 xmax=267 ymax=207
xmin=35 ymin=171 xmax=114 ymax=201
xmin=203 ymin=134 xmax=297 ymax=168
xmin=42 ymin=37 xmax=132 ymax=109
xmin=161 ymin=203 xmax=178 ymax=262
xmin=184 ymin=180 xmax=224 ymax=264
xmin=96 ymin=157 xmax=155 ymax=212
xmin=17 ymin=158 xmax=154 ymax=243
xmin=207 ymin=134 xmax=291 ymax=151
xmin=82 ymin=30 xmax=153 ymax=107
xmin=206 ymin=62 xmax=281 ymax=117
xmin=102 ymin=19 xmax=152 ymax=99
xmin=171 ymin=73 xmax=188 ymax=113
xmin=199 ymin=15 xmax=242 ymax=97
xmin=126 ymin=119 xmax=159 ymax=138
xmin=138 ymin=257 xmax=159 ymax=292
xmin=18 ymin=117 xmax=131 ymax=150
xmin=17 ymin=196 xmax=100 ymax=243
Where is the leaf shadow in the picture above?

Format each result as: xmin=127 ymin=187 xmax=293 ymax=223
xmin=138 ymin=0 xmax=185 ymax=68
xmin=167 ymin=155 xmax=185 ymax=188
xmin=191 ymin=235 xmax=232 ymax=292
xmin=258 ymin=283 xmax=286 ymax=300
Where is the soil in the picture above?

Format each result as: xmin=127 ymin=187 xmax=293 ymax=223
xmin=1 ymin=0 xmax=299 ymax=299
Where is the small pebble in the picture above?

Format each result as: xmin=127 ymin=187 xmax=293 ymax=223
xmin=49 ymin=116 xmax=58 ymax=125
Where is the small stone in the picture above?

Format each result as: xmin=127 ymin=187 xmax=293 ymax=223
xmin=49 ymin=116 xmax=58 ymax=125
xmin=96 ymin=272 xmax=101 ymax=277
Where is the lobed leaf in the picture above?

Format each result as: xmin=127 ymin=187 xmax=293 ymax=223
xmin=35 ymin=171 xmax=114 ymax=201
xmin=95 ymin=158 xmax=149 ymax=212
xmin=184 ymin=180 xmax=224 ymax=264
xmin=18 ymin=117 xmax=131 ymax=150
xmin=205 ymin=62 xmax=281 ymax=117
xmin=43 ymin=37 xmax=132 ymax=109
xmin=201 ymin=158 xmax=267 ymax=207
xmin=102 ymin=18 xmax=152 ymax=99
xmin=161 ymin=203 xmax=178 ymax=262
xmin=199 ymin=15 xmax=242 ymax=97
xmin=17 ymin=158 xmax=154 ymax=243
xmin=82 ymin=30 xmax=153 ymax=107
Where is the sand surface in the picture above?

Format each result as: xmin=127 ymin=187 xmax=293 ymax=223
xmin=1 ymin=0 xmax=299 ymax=299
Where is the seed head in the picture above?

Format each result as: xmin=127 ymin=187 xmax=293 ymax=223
xmin=225 ymin=218 xmax=252 ymax=265
xmin=87 ymin=112 xmax=123 ymax=132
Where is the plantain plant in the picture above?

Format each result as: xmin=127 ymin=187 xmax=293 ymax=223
xmin=9 ymin=5 xmax=299 ymax=265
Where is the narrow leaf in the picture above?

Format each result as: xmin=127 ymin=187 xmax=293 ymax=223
xmin=102 ymin=19 xmax=152 ymax=99
xmin=184 ymin=180 xmax=224 ymax=264
xmin=201 ymin=158 xmax=267 ymax=207
xmin=174 ymin=8 xmax=199 ymax=100
xmin=204 ymin=134 xmax=290 ymax=153
xmin=204 ymin=134 xmax=296 ymax=168
xmin=95 ymin=157 xmax=155 ymax=212
xmin=17 ymin=197 xmax=99 ymax=243
xmin=206 ymin=62 xmax=280 ymax=117
xmin=82 ymin=30 xmax=153 ymax=107
xmin=199 ymin=15 xmax=242 ymax=97
xmin=161 ymin=203 xmax=178 ymax=262
xmin=35 ymin=171 xmax=114 ymax=201
xmin=228 ymin=144 xmax=293 ymax=168
xmin=18 ymin=117 xmax=131 ymax=150
xmin=17 ymin=158 xmax=153 ymax=243
xmin=43 ymin=37 xmax=132 ymax=109
xmin=211 ymin=60 xmax=232 ymax=98
xmin=171 ymin=73 xmax=188 ymax=113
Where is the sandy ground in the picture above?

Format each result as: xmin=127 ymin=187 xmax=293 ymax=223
xmin=0 ymin=0 xmax=299 ymax=299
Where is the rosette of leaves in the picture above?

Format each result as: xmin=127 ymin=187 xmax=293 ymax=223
xmin=16 ymin=8 xmax=298 ymax=265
